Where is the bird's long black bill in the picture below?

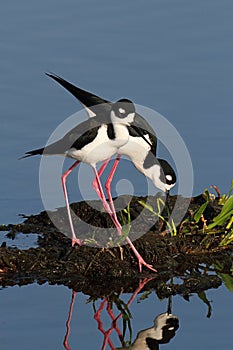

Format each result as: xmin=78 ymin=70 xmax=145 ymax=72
xmin=167 ymin=295 xmax=172 ymax=315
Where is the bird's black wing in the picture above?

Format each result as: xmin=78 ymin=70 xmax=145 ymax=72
xmin=23 ymin=117 xmax=103 ymax=156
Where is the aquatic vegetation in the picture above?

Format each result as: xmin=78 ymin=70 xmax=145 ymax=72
xmin=138 ymin=197 xmax=177 ymax=236
xmin=214 ymin=260 xmax=233 ymax=292
xmin=199 ymin=181 xmax=233 ymax=246
xmin=137 ymin=180 xmax=233 ymax=247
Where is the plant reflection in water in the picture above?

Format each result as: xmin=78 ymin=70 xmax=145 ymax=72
xmin=63 ymin=278 xmax=179 ymax=350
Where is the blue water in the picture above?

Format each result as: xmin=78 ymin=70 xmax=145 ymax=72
xmin=0 ymin=283 xmax=232 ymax=349
xmin=0 ymin=0 xmax=232 ymax=349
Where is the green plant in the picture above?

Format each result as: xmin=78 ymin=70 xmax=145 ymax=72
xmin=192 ymin=189 xmax=212 ymax=224
xmin=197 ymin=291 xmax=212 ymax=318
xmin=214 ymin=261 xmax=233 ymax=292
xmin=110 ymin=203 xmax=132 ymax=247
xmin=207 ymin=194 xmax=233 ymax=230
xmin=184 ymin=182 xmax=233 ymax=246
xmin=138 ymin=197 xmax=177 ymax=236
xmin=218 ymin=179 xmax=233 ymax=205
xmin=114 ymin=182 xmax=233 ymax=246
xmin=203 ymin=182 xmax=233 ymax=246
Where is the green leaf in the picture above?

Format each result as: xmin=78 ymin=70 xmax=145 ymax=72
xmin=193 ymin=202 xmax=209 ymax=223
xmin=138 ymin=199 xmax=176 ymax=236
xmin=138 ymin=200 xmax=155 ymax=214
xmin=219 ymin=229 xmax=233 ymax=246
xmin=197 ymin=291 xmax=212 ymax=318
xmin=157 ymin=197 xmax=166 ymax=214
xmin=139 ymin=290 xmax=151 ymax=301
xmin=218 ymin=273 xmax=233 ymax=292
xmin=219 ymin=180 xmax=233 ymax=205
xmin=207 ymin=195 xmax=233 ymax=229
xmin=203 ymin=189 xmax=211 ymax=202
xmin=208 ymin=211 xmax=233 ymax=229
xmin=226 ymin=216 xmax=233 ymax=229
xmin=220 ymin=195 xmax=233 ymax=216
xmin=171 ymin=218 xmax=177 ymax=236
xmin=213 ymin=261 xmax=233 ymax=292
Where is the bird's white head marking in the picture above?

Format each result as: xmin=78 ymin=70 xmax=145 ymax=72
xmin=166 ymin=174 xmax=173 ymax=181
xmin=119 ymin=107 xmax=126 ymax=114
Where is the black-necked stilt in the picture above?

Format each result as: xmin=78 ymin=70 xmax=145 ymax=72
xmin=23 ymin=97 xmax=157 ymax=272
xmin=45 ymin=73 xmax=176 ymax=196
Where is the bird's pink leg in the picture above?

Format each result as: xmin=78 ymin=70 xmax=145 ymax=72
xmin=92 ymin=166 xmax=122 ymax=236
xmin=61 ymin=160 xmax=82 ymax=246
xmin=105 ymin=155 xmax=121 ymax=220
xmin=92 ymin=161 xmax=157 ymax=273
xmin=104 ymin=156 xmax=157 ymax=273
xmin=92 ymin=158 xmax=111 ymax=200
xmin=123 ymin=237 xmax=157 ymax=272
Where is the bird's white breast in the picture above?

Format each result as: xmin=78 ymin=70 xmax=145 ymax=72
xmin=117 ymin=134 xmax=151 ymax=165
xmin=66 ymin=124 xmax=129 ymax=166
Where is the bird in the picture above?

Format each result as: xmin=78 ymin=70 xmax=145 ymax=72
xmin=22 ymin=96 xmax=157 ymax=273
xmin=45 ymin=73 xmax=176 ymax=212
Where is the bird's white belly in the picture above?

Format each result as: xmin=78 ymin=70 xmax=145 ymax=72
xmin=117 ymin=135 xmax=151 ymax=164
xmin=66 ymin=124 xmax=129 ymax=166
xmin=117 ymin=135 xmax=165 ymax=190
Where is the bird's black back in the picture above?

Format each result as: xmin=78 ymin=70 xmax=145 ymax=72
xmin=24 ymin=116 xmax=108 ymax=157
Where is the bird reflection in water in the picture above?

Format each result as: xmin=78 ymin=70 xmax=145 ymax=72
xmin=63 ymin=278 xmax=179 ymax=350
xmin=117 ymin=298 xmax=179 ymax=350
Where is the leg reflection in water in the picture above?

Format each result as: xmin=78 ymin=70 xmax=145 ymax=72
xmin=94 ymin=278 xmax=155 ymax=350
xmin=63 ymin=281 xmax=179 ymax=350
xmin=63 ymin=291 xmax=77 ymax=350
